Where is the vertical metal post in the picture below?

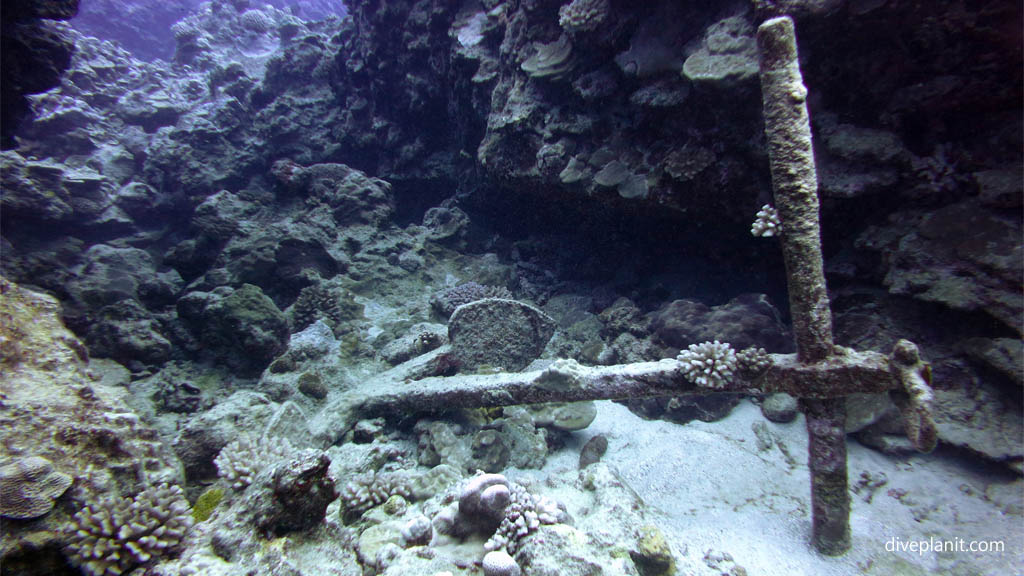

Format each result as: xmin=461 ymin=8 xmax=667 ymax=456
xmin=755 ymin=15 xmax=851 ymax=555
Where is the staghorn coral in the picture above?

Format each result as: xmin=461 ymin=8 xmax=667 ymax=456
xmin=558 ymin=0 xmax=610 ymax=34
xmin=340 ymin=470 xmax=414 ymax=521
xmin=430 ymin=282 xmax=512 ymax=318
xmin=214 ymin=434 xmax=295 ymax=491
xmin=751 ymin=204 xmax=781 ymax=237
xmin=676 ymin=340 xmax=738 ymax=389
xmin=64 ymin=483 xmax=193 ymax=576
xmin=0 ymin=456 xmax=73 ymax=519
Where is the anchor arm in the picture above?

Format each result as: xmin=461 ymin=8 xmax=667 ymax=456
xmin=888 ymin=339 xmax=939 ymax=453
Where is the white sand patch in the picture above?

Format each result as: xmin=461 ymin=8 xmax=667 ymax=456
xmin=540 ymin=400 xmax=1023 ymax=575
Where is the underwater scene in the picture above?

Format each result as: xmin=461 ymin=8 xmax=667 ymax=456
xmin=1 ymin=0 xmax=1021 ymax=575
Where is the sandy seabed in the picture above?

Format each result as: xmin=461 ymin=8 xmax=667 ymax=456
xmin=522 ymin=400 xmax=1023 ymax=576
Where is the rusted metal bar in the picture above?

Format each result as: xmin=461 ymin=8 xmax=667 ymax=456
xmin=756 ymin=15 xmax=850 ymax=555
xmin=349 ymin=350 xmax=898 ymax=419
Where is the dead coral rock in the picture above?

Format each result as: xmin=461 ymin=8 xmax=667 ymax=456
xmin=960 ymin=337 xmax=1023 ymax=385
xmin=256 ymin=450 xmax=338 ymax=535
xmin=650 ymin=294 xmax=792 ymax=353
xmin=856 ymin=200 xmax=1023 ymax=334
xmin=932 ymin=361 xmax=1023 ymax=467
xmin=431 ymin=282 xmax=513 ymax=319
xmin=379 ymin=323 xmax=448 ymax=366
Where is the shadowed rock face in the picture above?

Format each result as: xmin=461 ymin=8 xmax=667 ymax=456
xmin=1 ymin=0 xmax=80 ymax=148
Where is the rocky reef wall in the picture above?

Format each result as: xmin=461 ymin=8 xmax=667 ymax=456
xmin=1 ymin=0 xmax=1020 ymax=468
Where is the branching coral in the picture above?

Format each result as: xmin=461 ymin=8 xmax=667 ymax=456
xmin=482 ymin=481 xmax=566 ymax=555
xmin=751 ymin=204 xmax=781 ymax=237
xmin=736 ymin=346 xmax=772 ymax=375
xmin=676 ymin=340 xmax=738 ymax=389
xmin=214 ymin=434 xmax=295 ymax=490
xmin=339 ymin=470 xmax=414 ymax=521
xmin=65 ymin=483 xmax=193 ymax=576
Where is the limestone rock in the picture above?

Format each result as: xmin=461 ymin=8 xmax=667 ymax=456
xmin=379 ymin=323 xmax=448 ymax=366
xmin=761 ymin=393 xmax=799 ymax=423
xmin=856 ymin=200 xmax=1023 ymax=334
xmin=1 ymin=10 xmax=77 ymax=146
xmin=650 ymin=294 xmax=792 ymax=353
xmin=0 ymin=277 xmax=182 ymax=569
xmin=933 ymin=379 xmax=1023 ymax=467
xmin=959 ymin=338 xmax=1023 ymax=385
xmin=177 ymin=284 xmax=289 ymax=377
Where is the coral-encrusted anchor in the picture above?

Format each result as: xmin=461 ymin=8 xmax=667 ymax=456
xmin=889 ymin=339 xmax=939 ymax=454
xmin=322 ymin=12 xmax=939 ymax=562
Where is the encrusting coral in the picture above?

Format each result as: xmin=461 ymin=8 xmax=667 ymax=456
xmin=430 ymin=282 xmax=513 ymax=318
xmin=64 ymin=483 xmax=193 ymax=576
xmin=558 ymin=0 xmax=610 ymax=34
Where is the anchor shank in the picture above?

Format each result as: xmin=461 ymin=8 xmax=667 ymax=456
xmin=755 ymin=16 xmax=834 ymax=363
xmin=756 ymin=15 xmax=850 ymax=555
xmin=804 ymin=397 xmax=851 ymax=555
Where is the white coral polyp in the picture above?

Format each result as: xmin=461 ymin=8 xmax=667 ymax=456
xmin=677 ymin=340 xmax=738 ymax=389
xmin=751 ymin=204 xmax=781 ymax=237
